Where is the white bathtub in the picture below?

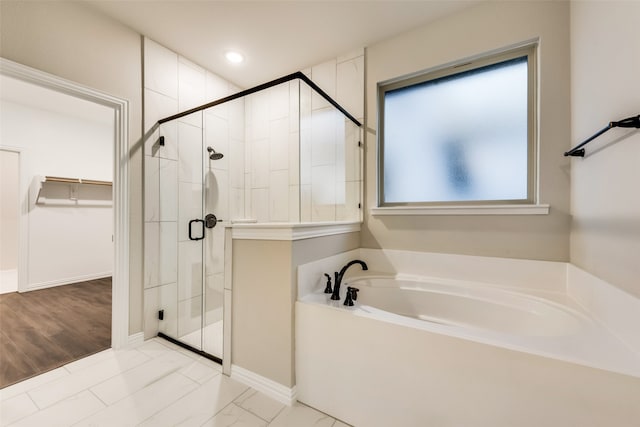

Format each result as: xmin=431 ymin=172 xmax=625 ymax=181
xmin=349 ymin=276 xmax=587 ymax=337
xmin=297 ymin=269 xmax=640 ymax=426
xmin=301 ymin=274 xmax=639 ymax=376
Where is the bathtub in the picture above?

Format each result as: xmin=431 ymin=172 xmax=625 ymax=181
xmin=296 ymin=271 xmax=640 ymax=426
xmin=347 ymin=276 xmax=586 ymax=337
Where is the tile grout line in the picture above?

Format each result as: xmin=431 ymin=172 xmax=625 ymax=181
xmin=136 ymin=372 xmax=208 ymax=425
xmin=87 ymin=381 xmax=111 ymax=407
xmin=204 ymin=384 xmax=253 ymax=424
xmin=27 ymin=349 xmax=150 ymax=410
xmin=2 ymin=392 xmax=38 ymax=426
xmin=267 ymin=402 xmax=289 ymax=425
xmin=233 ymin=389 xmax=274 ymax=423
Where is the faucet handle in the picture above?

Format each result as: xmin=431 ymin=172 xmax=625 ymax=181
xmin=344 ymin=286 xmax=359 ymax=306
xmin=323 ymin=273 xmax=332 ymax=294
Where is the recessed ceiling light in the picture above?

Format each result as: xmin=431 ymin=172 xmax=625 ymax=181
xmin=225 ymin=51 xmax=244 ymax=64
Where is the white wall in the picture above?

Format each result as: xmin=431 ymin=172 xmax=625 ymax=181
xmin=363 ymin=1 xmax=571 ymax=261
xmin=0 ymin=92 xmax=114 ymax=291
xmin=569 ymin=1 xmax=640 ymax=298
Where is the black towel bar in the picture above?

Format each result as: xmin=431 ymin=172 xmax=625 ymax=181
xmin=564 ymin=114 xmax=640 ymax=157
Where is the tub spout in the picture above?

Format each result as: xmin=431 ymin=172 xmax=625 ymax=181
xmin=331 ymin=260 xmax=368 ymax=301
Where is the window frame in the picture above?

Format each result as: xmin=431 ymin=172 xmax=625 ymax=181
xmin=377 ymin=43 xmax=538 ymax=208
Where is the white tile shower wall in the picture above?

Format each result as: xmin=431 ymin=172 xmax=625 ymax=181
xmin=242 ymin=50 xmax=364 ymax=223
xmin=159 ymin=158 xmax=178 ymax=221
xmin=299 ymin=49 xmax=365 ymax=223
xmin=144 ymin=39 xmax=178 ymax=99
xmin=159 ymin=222 xmax=177 ymax=286
xmin=143 ymin=222 xmax=159 ymax=289
xmin=177 ymin=58 xmax=206 ymax=127
xmin=143 ymin=37 xmax=239 ymax=339
xmin=144 ymin=151 xmax=160 ymax=222
xmin=336 ymin=54 xmax=365 ymax=120
xmin=245 ymin=81 xmax=300 ymax=222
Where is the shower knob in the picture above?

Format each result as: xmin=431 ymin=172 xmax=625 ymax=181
xmin=204 ymin=213 xmax=222 ymax=228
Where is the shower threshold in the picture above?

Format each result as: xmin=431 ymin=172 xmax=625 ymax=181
xmin=157 ymin=332 xmax=222 ymax=365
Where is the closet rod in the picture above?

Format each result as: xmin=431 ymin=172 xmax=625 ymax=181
xmin=564 ymin=114 xmax=640 ymax=157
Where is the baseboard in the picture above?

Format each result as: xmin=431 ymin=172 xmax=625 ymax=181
xmin=126 ymin=332 xmax=145 ymax=348
xmin=25 ymin=272 xmax=112 ymax=292
xmin=231 ymin=364 xmax=297 ymax=406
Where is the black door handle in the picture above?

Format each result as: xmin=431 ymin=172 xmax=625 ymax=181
xmin=188 ymin=219 xmax=205 ymax=241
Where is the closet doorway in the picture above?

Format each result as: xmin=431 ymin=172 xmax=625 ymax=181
xmin=0 ymin=59 xmax=130 ymax=388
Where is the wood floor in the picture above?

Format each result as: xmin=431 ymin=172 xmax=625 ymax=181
xmin=0 ymin=277 xmax=111 ymax=388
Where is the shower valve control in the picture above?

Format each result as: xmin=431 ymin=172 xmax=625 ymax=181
xmin=204 ymin=213 xmax=222 ymax=229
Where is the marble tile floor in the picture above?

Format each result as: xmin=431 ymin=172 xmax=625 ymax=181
xmin=0 ymin=338 xmax=349 ymax=427
xmin=178 ymin=321 xmax=223 ymax=361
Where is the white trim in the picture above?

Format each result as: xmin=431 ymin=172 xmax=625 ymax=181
xmin=23 ymin=272 xmax=112 ymax=292
xmin=231 ymin=221 xmax=361 ymax=241
xmin=0 ymin=58 xmax=130 ymax=350
xmin=371 ymin=204 xmax=550 ymax=216
xmin=0 ymin=145 xmax=29 ymax=294
xmin=231 ymin=365 xmax=297 ymax=406
xmin=222 ymin=228 xmax=233 ymax=376
xmin=126 ymin=332 xmax=145 ymax=348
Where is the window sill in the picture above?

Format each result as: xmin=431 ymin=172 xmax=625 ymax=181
xmin=370 ymin=204 xmax=550 ymax=216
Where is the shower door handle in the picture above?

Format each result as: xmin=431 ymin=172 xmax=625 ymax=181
xmin=188 ymin=219 xmax=205 ymax=241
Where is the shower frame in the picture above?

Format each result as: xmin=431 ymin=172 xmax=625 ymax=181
xmin=158 ymin=71 xmax=361 ymax=128
xmin=153 ymin=70 xmax=363 ymax=366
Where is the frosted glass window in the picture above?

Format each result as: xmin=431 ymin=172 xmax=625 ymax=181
xmin=379 ymin=47 xmax=536 ymax=205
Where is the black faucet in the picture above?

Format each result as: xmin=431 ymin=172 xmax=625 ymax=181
xmin=331 ymin=260 xmax=368 ymax=301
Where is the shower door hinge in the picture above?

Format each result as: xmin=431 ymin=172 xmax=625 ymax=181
xmin=358 ymin=203 xmax=362 ymax=209
xmin=158 ymin=310 xmax=164 ymax=320
xmin=358 ymin=140 xmax=362 ymax=147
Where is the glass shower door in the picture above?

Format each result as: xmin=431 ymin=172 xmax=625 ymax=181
xmin=158 ymin=108 xmax=224 ymax=362
xmin=175 ymin=110 xmax=205 ymax=353
xmin=201 ymin=102 xmax=231 ymax=360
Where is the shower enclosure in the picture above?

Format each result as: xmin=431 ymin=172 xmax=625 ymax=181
xmin=150 ymin=72 xmax=362 ymax=362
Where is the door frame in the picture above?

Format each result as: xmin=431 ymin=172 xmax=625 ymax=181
xmin=0 ymin=58 xmax=131 ymax=349
xmin=0 ymin=146 xmax=24 ymax=294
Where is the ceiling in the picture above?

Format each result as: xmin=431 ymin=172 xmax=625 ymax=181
xmin=84 ymin=0 xmax=478 ymax=89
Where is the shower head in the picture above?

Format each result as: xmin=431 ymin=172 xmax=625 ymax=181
xmin=207 ymin=146 xmax=224 ymax=160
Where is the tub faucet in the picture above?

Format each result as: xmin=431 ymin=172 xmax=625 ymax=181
xmin=331 ymin=260 xmax=368 ymax=301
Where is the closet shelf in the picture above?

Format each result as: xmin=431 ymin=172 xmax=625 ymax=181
xmin=35 ymin=175 xmax=113 ymax=204
xmin=41 ymin=176 xmax=112 ymax=186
